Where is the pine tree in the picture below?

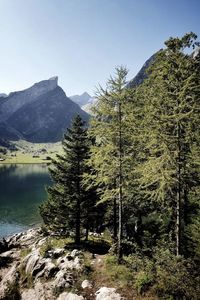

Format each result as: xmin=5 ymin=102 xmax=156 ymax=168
xmin=40 ymin=115 xmax=95 ymax=244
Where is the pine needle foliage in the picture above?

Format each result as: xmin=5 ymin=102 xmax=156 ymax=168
xmin=40 ymin=115 xmax=95 ymax=244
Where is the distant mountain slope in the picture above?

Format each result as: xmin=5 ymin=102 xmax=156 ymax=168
xmin=70 ymin=92 xmax=98 ymax=114
xmin=70 ymin=92 xmax=92 ymax=107
xmin=127 ymin=53 xmax=157 ymax=88
xmin=0 ymin=77 xmax=89 ymax=142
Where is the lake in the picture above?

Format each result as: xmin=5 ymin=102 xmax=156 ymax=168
xmin=0 ymin=164 xmax=51 ymax=238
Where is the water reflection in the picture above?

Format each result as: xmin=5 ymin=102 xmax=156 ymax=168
xmin=0 ymin=164 xmax=51 ymax=238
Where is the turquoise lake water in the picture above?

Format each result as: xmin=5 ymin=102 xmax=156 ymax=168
xmin=0 ymin=164 xmax=51 ymax=238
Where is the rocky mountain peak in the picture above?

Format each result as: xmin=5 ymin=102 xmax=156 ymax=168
xmin=0 ymin=77 xmax=59 ymax=122
xmin=0 ymin=93 xmax=7 ymax=98
xmin=30 ymin=76 xmax=58 ymax=97
xmin=81 ymin=92 xmax=91 ymax=98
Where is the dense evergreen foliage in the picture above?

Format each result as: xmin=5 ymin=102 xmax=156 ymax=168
xmin=40 ymin=115 xmax=101 ymax=243
xmin=41 ymin=32 xmax=200 ymax=299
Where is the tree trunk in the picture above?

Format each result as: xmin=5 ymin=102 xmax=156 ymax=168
xmin=76 ymin=158 xmax=81 ymax=245
xmin=76 ymin=196 xmax=81 ymax=244
xmin=176 ymin=122 xmax=181 ymax=256
xmin=117 ymin=101 xmax=123 ymax=263
xmin=113 ymin=197 xmax=117 ymax=241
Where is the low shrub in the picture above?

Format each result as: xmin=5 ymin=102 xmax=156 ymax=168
xmin=105 ymin=255 xmax=133 ymax=287
xmin=153 ymin=250 xmax=200 ymax=299
xmin=134 ymin=270 xmax=153 ymax=295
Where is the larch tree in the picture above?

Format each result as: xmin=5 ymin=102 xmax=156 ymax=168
xmin=85 ymin=66 xmax=135 ymax=262
xmin=137 ymin=32 xmax=200 ymax=256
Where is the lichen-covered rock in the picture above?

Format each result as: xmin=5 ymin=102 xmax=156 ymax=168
xmin=95 ymin=287 xmax=121 ymax=300
xmin=57 ymin=292 xmax=84 ymax=300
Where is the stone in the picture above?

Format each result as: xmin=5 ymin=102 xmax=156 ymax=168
xmin=7 ymin=228 xmax=40 ymax=249
xmin=21 ymin=289 xmax=38 ymax=300
xmin=57 ymin=292 xmax=84 ymax=300
xmin=21 ymin=282 xmax=56 ymax=300
xmin=71 ymin=249 xmax=81 ymax=257
xmin=0 ymin=250 xmax=14 ymax=257
xmin=54 ymin=270 xmax=74 ymax=289
xmin=35 ymin=237 xmax=47 ymax=247
xmin=32 ymin=258 xmax=47 ymax=277
xmin=48 ymin=248 xmax=65 ymax=259
xmin=0 ymin=238 xmax=9 ymax=253
xmin=81 ymin=279 xmax=93 ymax=289
xmin=44 ymin=260 xmax=59 ymax=278
xmin=34 ymin=281 xmax=55 ymax=300
xmin=24 ymin=249 xmax=40 ymax=274
xmin=95 ymin=287 xmax=121 ymax=300
xmin=0 ymin=263 xmax=20 ymax=298
xmin=57 ymin=254 xmax=82 ymax=271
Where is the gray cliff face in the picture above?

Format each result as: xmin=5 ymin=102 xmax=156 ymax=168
xmin=0 ymin=77 xmax=59 ymax=122
xmin=0 ymin=77 xmax=89 ymax=143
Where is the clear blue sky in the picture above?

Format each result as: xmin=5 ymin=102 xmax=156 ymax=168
xmin=0 ymin=0 xmax=199 ymax=97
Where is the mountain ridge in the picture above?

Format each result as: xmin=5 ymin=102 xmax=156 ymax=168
xmin=0 ymin=77 xmax=89 ymax=143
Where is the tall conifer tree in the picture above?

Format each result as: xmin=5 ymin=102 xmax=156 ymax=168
xmin=40 ymin=115 xmax=95 ymax=244
xmin=85 ymin=67 xmax=135 ymax=262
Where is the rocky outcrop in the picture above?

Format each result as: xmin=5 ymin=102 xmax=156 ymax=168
xmin=21 ymin=281 xmax=55 ymax=300
xmin=0 ymin=228 xmax=122 ymax=300
xmin=0 ymin=263 xmax=20 ymax=298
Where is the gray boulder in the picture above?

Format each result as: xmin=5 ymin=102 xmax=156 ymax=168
xmin=54 ymin=270 xmax=74 ymax=289
xmin=57 ymin=292 xmax=84 ymax=300
xmin=95 ymin=287 xmax=121 ymax=300
xmin=81 ymin=279 xmax=93 ymax=289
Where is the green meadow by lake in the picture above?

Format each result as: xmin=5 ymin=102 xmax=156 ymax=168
xmin=0 ymin=164 xmax=51 ymax=238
